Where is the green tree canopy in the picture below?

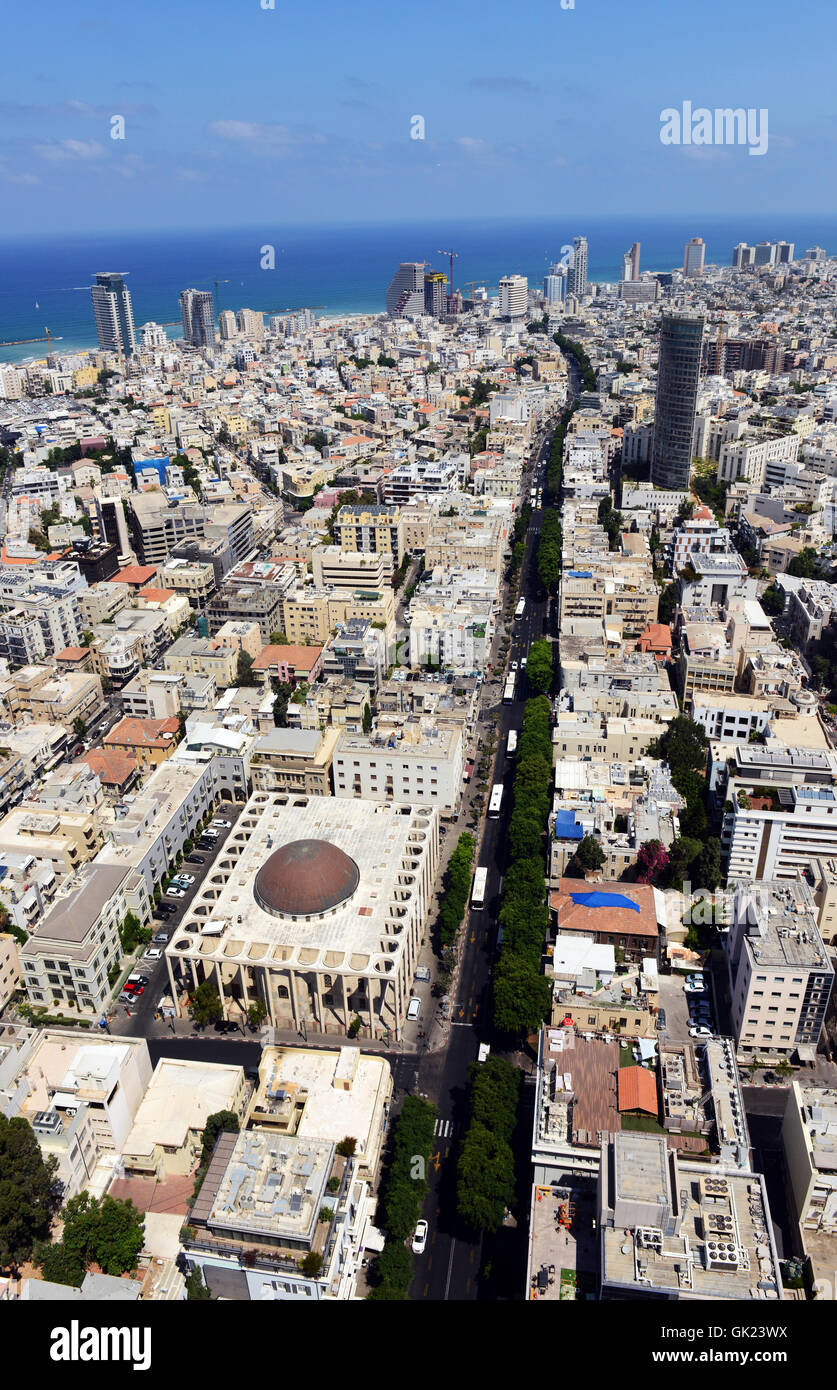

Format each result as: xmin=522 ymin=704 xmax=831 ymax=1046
xmin=37 ymin=1192 xmax=144 ymax=1285
xmin=190 ymin=980 xmax=224 ymax=1027
xmin=0 ymin=1114 xmax=61 ymax=1269
xmin=525 ymin=639 xmax=553 ymax=696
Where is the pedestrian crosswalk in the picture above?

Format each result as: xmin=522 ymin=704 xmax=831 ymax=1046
xmin=434 ymin=1118 xmax=458 ymax=1139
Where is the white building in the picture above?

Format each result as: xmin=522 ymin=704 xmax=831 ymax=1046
xmin=332 ymin=721 xmax=464 ymax=817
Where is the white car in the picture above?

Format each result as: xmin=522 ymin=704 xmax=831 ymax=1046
xmin=511 ymin=660 xmax=519 ymax=672
xmin=143 ymin=948 xmax=163 ymax=961
xmin=172 ymin=873 xmax=195 ymax=885
xmin=684 ymin=980 xmax=705 ymax=993
xmin=689 ymin=1025 xmax=712 ymax=1038
xmin=167 ymin=886 xmax=187 ymax=898
xmin=411 ymin=1220 xmax=428 ymax=1255
xmin=211 ymin=819 xmax=232 ymax=829
xmin=520 ymin=656 xmax=528 ymax=670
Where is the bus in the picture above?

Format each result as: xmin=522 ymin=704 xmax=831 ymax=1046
xmin=507 ymin=729 xmax=518 ymax=757
xmin=471 ymin=866 xmax=488 ymax=910
xmin=488 ymin=783 xmax=504 ymax=818
xmin=503 ymin=673 xmax=516 ymax=705
xmin=515 ymin=598 xmax=526 ymax=619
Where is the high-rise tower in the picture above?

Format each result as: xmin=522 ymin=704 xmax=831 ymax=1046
xmin=90 ymin=272 xmax=135 ymax=358
xmin=651 ymin=312 xmax=705 ymax=491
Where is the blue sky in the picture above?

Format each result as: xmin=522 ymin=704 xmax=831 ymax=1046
xmin=0 ymin=0 xmax=834 ymax=233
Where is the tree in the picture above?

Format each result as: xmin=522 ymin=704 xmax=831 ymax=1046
xmin=300 ymin=1251 xmax=323 ymax=1277
xmin=695 ymin=837 xmax=722 ymax=892
xmin=272 ymin=681 xmax=293 ymax=727
xmin=366 ymin=1239 xmax=412 ymax=1301
xmin=636 ymin=839 xmax=669 ymax=885
xmin=525 ymin=639 xmax=553 ymax=696
xmin=492 ymin=953 xmax=551 ymax=1035
xmin=37 ymin=1193 xmax=144 ymax=1285
xmin=657 ymin=581 xmax=679 ymax=626
xmin=186 ymin=1266 xmax=211 ymax=1300
xmin=235 ymin=650 xmax=258 ymax=686
xmin=72 ymin=716 xmax=87 ymax=739
xmin=573 ymin=835 xmax=606 ymax=874
xmin=362 ymin=704 xmax=373 ymax=734
xmin=760 ymin=585 xmax=785 ymax=617
xmin=247 ymin=1000 xmax=267 ymax=1028
xmin=269 ymin=630 xmax=287 ymax=645
xmin=190 ymin=980 xmax=223 ymax=1027
xmin=337 ymin=1136 xmax=357 ymax=1157
xmin=0 ymin=1114 xmax=61 ymax=1270
xmin=788 ymin=547 xmax=819 ymax=580
xmin=200 ymin=1110 xmax=240 ymax=1167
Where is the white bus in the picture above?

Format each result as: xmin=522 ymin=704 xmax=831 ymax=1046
xmin=471 ymin=866 xmax=488 ymax=910
xmin=488 ymin=783 xmax=504 ymax=818
xmin=515 ymin=598 xmax=526 ymax=619
xmin=503 ymin=673 xmax=516 ymax=705
xmin=507 ymin=729 xmax=518 ymax=757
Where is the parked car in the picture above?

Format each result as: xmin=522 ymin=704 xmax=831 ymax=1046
xmin=656 ymin=1009 xmax=667 ymax=1031
xmin=411 ymin=1220 xmax=428 ymax=1255
xmin=172 ymin=873 xmax=195 ymax=884
xmin=143 ymin=948 xmax=163 ymax=961
xmin=201 ymin=827 xmax=220 ymax=839
xmin=152 ymin=932 xmax=169 ymax=945
xmin=128 ymin=974 xmax=149 ymax=987
xmin=511 ymin=660 xmax=519 ymax=671
xmin=684 ymin=981 xmax=706 ymax=993
xmin=155 ymin=903 xmax=177 ymax=918
xmin=685 ymin=973 xmax=705 ymax=986
xmin=211 ymin=818 xmax=232 ymax=829
xmin=406 ymin=997 xmax=421 ymax=1021
xmin=689 ymin=1025 xmax=712 ymax=1038
xmin=185 ymin=853 xmax=205 ymax=863
xmin=166 ymin=886 xmax=187 ymax=898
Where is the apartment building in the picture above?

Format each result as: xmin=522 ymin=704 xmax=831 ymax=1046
xmin=250 ymin=727 xmax=339 ymax=796
xmin=159 ymin=557 xmax=217 ymax=608
xmin=0 ymin=805 xmax=102 ymax=874
xmin=251 ymin=643 xmax=324 ymax=687
xmin=723 ymin=745 xmax=837 ymax=880
xmin=104 ymin=715 xmax=181 ymax=772
xmin=333 ymin=504 xmax=404 ymax=566
xmin=19 ymin=861 xmax=151 ymax=1016
xmin=332 ymin=721 xmax=464 ymax=817
xmin=321 ymin=619 xmax=387 ymax=691
xmin=208 ymin=580 xmax=289 ymax=645
xmin=94 ymin=757 xmax=222 ymax=895
xmin=727 ymin=879 xmax=833 ymax=1060
xmin=164 ymin=636 xmax=238 ymax=688
xmin=558 ymin=567 xmax=658 ymax=636
xmin=408 ymin=600 xmax=493 ymax=673
xmin=310 ymin=547 xmax=388 ymax=592
xmin=77 ymin=581 xmax=131 ymax=628
xmin=782 ymin=1080 xmax=837 ymax=1283
xmin=0 ymin=934 xmax=20 ymax=1011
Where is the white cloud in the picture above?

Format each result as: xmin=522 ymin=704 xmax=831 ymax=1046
xmin=33 ymin=139 xmax=105 ymax=162
xmin=206 ymin=120 xmax=326 ymax=153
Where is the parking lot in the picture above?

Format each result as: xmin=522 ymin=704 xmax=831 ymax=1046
xmin=113 ymin=801 xmax=243 ymax=1035
xmin=657 ymin=969 xmax=714 ymax=1045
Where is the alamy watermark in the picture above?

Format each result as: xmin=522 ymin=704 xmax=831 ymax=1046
xmin=660 ymin=102 xmax=768 ymax=157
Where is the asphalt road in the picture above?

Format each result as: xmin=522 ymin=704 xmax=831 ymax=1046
xmin=114 ymin=803 xmax=245 ymax=1037
xmin=409 ymin=421 xmax=557 ymax=1301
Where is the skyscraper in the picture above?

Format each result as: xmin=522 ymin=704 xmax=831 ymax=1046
xmin=180 ymin=289 xmax=216 ymax=347
xmin=732 ymin=242 xmax=755 ymax=269
xmin=499 ymin=274 xmax=528 ymax=320
xmin=683 ymin=237 xmax=705 ymax=277
xmin=775 ymin=241 xmax=795 ymax=264
xmin=218 ymin=310 xmax=237 ymax=340
xmin=385 ymin=263 xmax=425 ymax=317
xmin=651 ymin=312 xmax=705 ymax=491
xmin=629 ymin=242 xmax=640 ymax=281
xmin=754 ymin=241 xmax=777 ymax=268
xmin=543 ymin=267 xmax=567 ymax=305
xmin=423 ymin=270 xmax=447 ymax=318
xmin=569 ymin=237 xmax=588 ymax=297
xmin=621 ymin=251 xmax=633 ymax=282
xmin=90 ymin=272 xmax=135 ymax=358
xmin=237 ymin=309 xmax=264 ymax=339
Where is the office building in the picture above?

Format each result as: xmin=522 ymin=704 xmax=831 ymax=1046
xmin=650 ymin=312 xmax=705 ymax=490
xmin=499 ymin=274 xmax=528 ymax=320
xmin=754 ymin=240 xmax=777 ymax=268
xmin=569 ymin=237 xmax=588 ymax=298
xmin=180 ymin=289 xmax=216 ymax=348
xmin=726 ymin=879 xmax=833 ymax=1061
xmin=732 ymin=242 xmax=755 ymax=269
xmin=90 ymin=272 xmax=135 ymax=358
xmin=628 ymin=241 xmax=640 ymax=280
xmin=682 ymin=237 xmax=705 ymax=277
xmin=543 ymin=268 xmax=567 ymax=305
xmin=776 ymin=241 xmax=795 ymax=264
xmin=385 ymin=262 xmax=425 ymax=317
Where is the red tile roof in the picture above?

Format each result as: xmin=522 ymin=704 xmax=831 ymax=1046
xmin=105 ymin=716 xmax=180 ymax=750
xmin=110 ymin=565 xmax=158 ymax=586
xmin=252 ymin=644 xmax=323 ymax=672
xmin=549 ymin=879 xmax=660 ymax=941
xmin=81 ymin=748 xmax=137 ymax=786
xmin=617 ymin=1065 xmax=659 ymax=1116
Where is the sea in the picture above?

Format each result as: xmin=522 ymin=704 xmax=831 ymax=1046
xmin=1 ymin=214 xmax=836 ymax=365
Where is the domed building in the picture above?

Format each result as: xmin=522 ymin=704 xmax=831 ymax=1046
xmin=167 ymin=793 xmax=439 ymax=1040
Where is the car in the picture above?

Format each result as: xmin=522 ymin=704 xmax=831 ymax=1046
xmin=122 ymin=981 xmax=139 ymax=994
xmin=406 ymin=997 xmax=421 ymax=1021
xmin=685 ymin=973 xmax=705 ymax=985
xmin=185 ymin=853 xmax=205 ymax=863
xmin=211 ymin=818 xmax=232 ymax=829
xmin=411 ymin=1220 xmax=428 ymax=1255
xmin=172 ymin=873 xmax=195 ymax=885
xmin=684 ymin=981 xmax=705 ymax=993
xmin=196 ymin=838 xmax=214 ymax=848
xmin=689 ymin=1025 xmax=712 ymax=1038
xmin=130 ymin=983 xmax=146 ymax=998
xmin=511 ymin=660 xmax=519 ymax=672
xmin=656 ymin=1009 xmax=667 ymax=1031
xmin=520 ymin=656 xmax=528 ymax=670
xmin=155 ymin=903 xmax=177 ymax=918
xmin=152 ymin=932 xmax=169 ymax=945
xmin=143 ymin=948 xmax=163 ymax=961
xmin=167 ymin=886 xmax=187 ymax=898
xmin=201 ymin=827 xmax=220 ymax=839
xmin=128 ymin=974 xmax=149 ymax=986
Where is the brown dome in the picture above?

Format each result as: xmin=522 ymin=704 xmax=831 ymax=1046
xmin=254 ymin=839 xmax=360 ymax=919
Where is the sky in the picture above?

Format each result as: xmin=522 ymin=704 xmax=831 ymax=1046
xmin=0 ymin=0 xmax=834 ymax=234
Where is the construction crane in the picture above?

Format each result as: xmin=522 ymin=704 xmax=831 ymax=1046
xmin=436 ymin=248 xmax=460 ymax=298
xmin=0 ymin=327 xmax=61 ymax=350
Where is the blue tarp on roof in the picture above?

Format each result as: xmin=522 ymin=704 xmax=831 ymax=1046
xmin=567 ymin=570 xmax=593 ymax=578
xmin=569 ymin=891 xmax=641 ymax=914
xmin=554 ymin=810 xmax=583 ymax=841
